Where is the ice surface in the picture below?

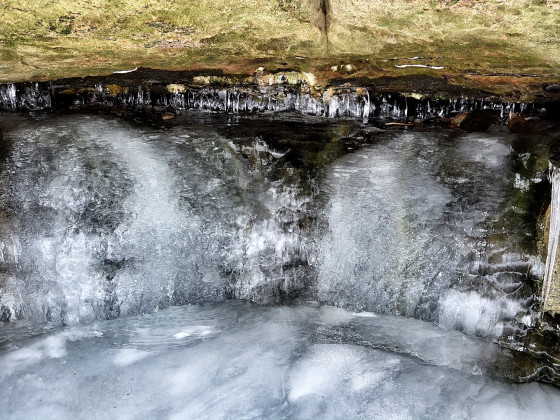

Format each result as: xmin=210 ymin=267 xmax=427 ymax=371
xmin=1 ymin=303 xmax=560 ymax=419
xmin=113 ymin=348 xmax=150 ymax=366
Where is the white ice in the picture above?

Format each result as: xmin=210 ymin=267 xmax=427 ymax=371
xmin=1 ymin=303 xmax=559 ymax=419
xmin=318 ymin=132 xmax=533 ymax=337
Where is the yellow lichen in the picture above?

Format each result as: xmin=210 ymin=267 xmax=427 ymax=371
xmin=167 ymin=84 xmax=186 ymax=93
xmin=105 ymin=84 xmax=123 ymax=96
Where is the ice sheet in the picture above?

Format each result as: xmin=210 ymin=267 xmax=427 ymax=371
xmin=1 ymin=303 xmax=559 ymax=419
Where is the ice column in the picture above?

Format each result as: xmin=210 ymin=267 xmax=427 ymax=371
xmin=542 ymin=164 xmax=560 ymax=311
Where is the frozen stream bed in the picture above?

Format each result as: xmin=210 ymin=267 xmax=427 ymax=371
xmin=1 ymin=111 xmax=559 ymax=417
xmin=2 ymin=301 xmax=560 ymax=419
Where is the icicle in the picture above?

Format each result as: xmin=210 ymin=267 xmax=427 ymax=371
xmin=404 ymin=97 xmax=408 ymax=119
xmin=218 ymin=90 xmax=227 ymax=111
xmin=8 ymin=83 xmax=17 ymax=109
xmin=380 ymin=96 xmax=388 ymax=118
xmin=416 ymin=103 xmax=423 ymax=120
xmin=145 ymin=90 xmax=151 ymax=108
xmin=363 ymin=89 xmax=370 ymax=123
xmin=393 ymin=100 xmax=400 ymax=118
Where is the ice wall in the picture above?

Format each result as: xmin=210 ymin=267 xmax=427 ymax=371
xmin=317 ymin=132 xmax=541 ymax=337
xmin=542 ymin=164 xmax=560 ymax=312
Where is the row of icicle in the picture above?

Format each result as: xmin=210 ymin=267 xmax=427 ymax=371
xmin=0 ymin=82 xmax=542 ymax=123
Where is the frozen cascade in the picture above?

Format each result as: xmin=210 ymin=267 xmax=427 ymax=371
xmin=317 ymin=139 xmax=453 ymax=315
xmin=0 ymin=116 xmax=241 ymax=323
xmin=1 ymin=112 xmax=559 ymax=417
xmin=0 ymin=115 xmax=545 ymax=334
xmin=317 ymin=132 xmax=538 ymax=337
xmin=0 ymin=114 xmax=319 ymax=323
xmin=79 ymin=122 xmax=207 ymax=318
xmin=542 ymin=164 xmax=560 ymax=310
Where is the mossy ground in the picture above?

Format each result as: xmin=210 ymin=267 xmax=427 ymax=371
xmin=0 ymin=0 xmax=559 ymax=97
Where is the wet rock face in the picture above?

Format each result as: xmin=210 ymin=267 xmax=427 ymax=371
xmin=458 ymin=110 xmax=500 ymax=131
xmin=508 ymin=114 xmax=542 ymax=133
xmin=550 ymin=141 xmax=560 ymax=167
xmin=545 ymin=84 xmax=560 ymax=94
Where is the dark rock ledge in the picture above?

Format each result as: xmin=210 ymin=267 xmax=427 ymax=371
xmin=1 ymin=69 xmax=558 ymax=132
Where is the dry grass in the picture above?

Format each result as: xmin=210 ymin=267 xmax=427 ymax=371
xmin=0 ymin=0 xmax=558 ymax=84
xmin=330 ymin=1 xmax=560 ymax=66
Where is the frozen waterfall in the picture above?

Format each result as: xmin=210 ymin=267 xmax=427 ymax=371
xmin=0 ymin=111 xmax=558 ymax=418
